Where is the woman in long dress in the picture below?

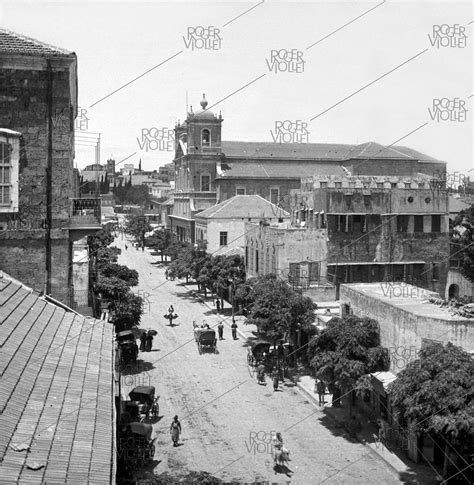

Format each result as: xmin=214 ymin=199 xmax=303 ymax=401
xmin=170 ymin=415 xmax=182 ymax=446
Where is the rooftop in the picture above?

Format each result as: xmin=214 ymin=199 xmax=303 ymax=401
xmin=0 ymin=29 xmax=74 ymax=57
xmin=219 ymin=141 xmax=439 ymax=162
xmin=341 ymin=282 xmax=474 ymax=322
xmin=195 ymin=195 xmax=290 ymax=219
xmin=0 ymin=271 xmax=115 ymax=483
xmin=218 ymin=160 xmax=346 ymax=180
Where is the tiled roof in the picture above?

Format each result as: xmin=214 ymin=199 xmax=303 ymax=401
xmin=0 ymin=272 xmax=114 ymax=483
xmin=220 ymin=141 xmax=438 ymax=162
xmin=0 ymin=29 xmax=73 ymax=56
xmin=218 ymin=160 xmax=345 ymax=179
xmin=195 ymin=195 xmax=290 ymax=219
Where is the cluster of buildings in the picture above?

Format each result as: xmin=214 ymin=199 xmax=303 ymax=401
xmin=0 ymin=26 xmax=472 ymax=480
xmin=161 ymin=94 xmax=474 ymax=469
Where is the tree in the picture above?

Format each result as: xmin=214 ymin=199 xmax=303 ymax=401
xmin=95 ymin=276 xmax=130 ymax=302
xmin=308 ymin=316 xmax=390 ymax=413
xmin=388 ymin=342 xmax=473 ymax=482
xmin=450 ymin=204 xmax=474 ymax=282
xmin=124 ymin=214 xmax=152 ymax=248
xmin=124 ymin=184 xmax=150 ymax=205
xmin=246 ymin=274 xmax=316 ymax=345
xmin=100 ymin=263 xmax=139 ymax=286
xmin=146 ymin=229 xmax=176 ymax=261
xmin=110 ymin=291 xmax=144 ymax=332
xmin=233 ymin=278 xmax=255 ymax=315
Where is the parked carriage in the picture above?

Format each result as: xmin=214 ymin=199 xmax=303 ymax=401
xmin=116 ymin=330 xmax=138 ymax=365
xmin=118 ymin=422 xmax=155 ymax=468
xmin=193 ymin=328 xmax=217 ymax=354
xmin=128 ymin=386 xmax=159 ymax=419
xmin=247 ymin=340 xmax=272 ymax=369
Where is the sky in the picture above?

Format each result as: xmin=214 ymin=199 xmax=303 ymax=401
xmin=0 ymin=0 xmax=472 ymax=177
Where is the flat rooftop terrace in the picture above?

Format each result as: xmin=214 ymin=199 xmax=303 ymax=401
xmin=341 ymin=282 xmax=474 ymax=322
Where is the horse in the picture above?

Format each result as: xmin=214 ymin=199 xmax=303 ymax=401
xmin=273 ymin=446 xmax=290 ymax=468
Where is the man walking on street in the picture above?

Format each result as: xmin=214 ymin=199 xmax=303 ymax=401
xmin=231 ymin=321 xmax=238 ymax=340
xmin=216 ymin=299 xmax=221 ymax=312
xmin=218 ymin=322 xmax=224 ymax=340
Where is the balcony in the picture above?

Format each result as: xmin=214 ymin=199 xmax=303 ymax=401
xmin=69 ymin=198 xmax=101 ymax=230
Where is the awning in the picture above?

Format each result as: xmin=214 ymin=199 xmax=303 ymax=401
xmin=371 ymin=371 xmax=397 ymax=393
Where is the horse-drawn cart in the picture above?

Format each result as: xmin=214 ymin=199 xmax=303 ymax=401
xmin=247 ymin=340 xmax=272 ymax=368
xmin=116 ymin=330 xmax=138 ymax=366
xmin=194 ymin=328 xmax=217 ymax=354
xmin=128 ymin=386 xmax=159 ymax=420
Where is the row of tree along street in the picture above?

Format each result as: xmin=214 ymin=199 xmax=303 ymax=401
xmin=88 ymin=227 xmax=144 ymax=332
xmin=119 ymin=216 xmax=473 ymax=483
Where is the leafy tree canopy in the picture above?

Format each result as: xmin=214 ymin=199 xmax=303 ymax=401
xmin=111 ymin=291 xmax=144 ymax=332
xmin=100 ymin=263 xmax=139 ymax=287
xmin=124 ymin=214 xmax=152 ymax=243
xmin=308 ymin=316 xmax=390 ymax=401
xmin=246 ymin=274 xmax=316 ymax=344
xmin=388 ymin=341 xmax=474 ymax=437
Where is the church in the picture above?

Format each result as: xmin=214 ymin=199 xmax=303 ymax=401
xmin=169 ymin=94 xmax=445 ymax=243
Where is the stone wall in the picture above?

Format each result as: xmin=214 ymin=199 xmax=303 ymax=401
xmin=217 ymin=178 xmax=301 ymax=205
xmin=340 ymin=284 xmax=474 ymax=374
xmin=445 ymin=269 xmax=474 ymax=301
xmin=0 ymin=54 xmax=77 ymax=302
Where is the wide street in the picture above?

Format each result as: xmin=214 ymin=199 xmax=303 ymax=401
xmin=117 ymin=236 xmax=401 ymax=484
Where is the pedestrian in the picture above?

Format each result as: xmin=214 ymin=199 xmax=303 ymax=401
xmin=272 ymin=367 xmax=279 ymax=392
xmin=165 ymin=269 xmax=169 ymax=280
xmin=220 ymin=299 xmax=224 ymax=310
xmin=145 ymin=332 xmax=153 ymax=352
xmin=125 ymin=244 xmax=128 ymax=250
xmin=218 ymin=322 xmax=224 ymax=340
xmin=315 ymin=379 xmax=326 ymax=406
xmin=216 ymin=299 xmax=221 ymax=312
xmin=139 ymin=332 xmax=146 ymax=352
xmin=231 ymin=321 xmax=238 ymax=340
xmin=257 ymin=363 xmax=266 ymax=385
xmin=170 ymin=415 xmax=182 ymax=447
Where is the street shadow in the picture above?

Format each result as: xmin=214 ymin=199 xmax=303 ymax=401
xmin=273 ymin=463 xmax=293 ymax=478
xmin=318 ymin=412 xmax=365 ymax=444
xmin=120 ymin=360 xmax=155 ymax=375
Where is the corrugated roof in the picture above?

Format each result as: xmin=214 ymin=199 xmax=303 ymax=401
xmin=195 ymin=195 xmax=290 ymax=219
xmin=0 ymin=272 xmax=114 ymax=483
xmin=220 ymin=141 xmax=438 ymax=162
xmin=0 ymin=29 xmax=73 ymax=56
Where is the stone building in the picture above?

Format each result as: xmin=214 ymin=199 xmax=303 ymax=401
xmin=195 ymin=194 xmax=289 ymax=256
xmin=169 ymin=94 xmax=446 ymax=243
xmin=0 ymin=29 xmax=101 ymax=304
xmin=245 ymin=174 xmax=450 ymax=298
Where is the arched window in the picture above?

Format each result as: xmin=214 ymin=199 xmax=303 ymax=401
xmin=201 ymin=129 xmax=210 ymax=147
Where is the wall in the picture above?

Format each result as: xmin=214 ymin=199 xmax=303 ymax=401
xmin=445 ymin=269 xmax=474 ymax=301
xmin=217 ymin=178 xmax=301 ymax=204
xmin=205 ymin=219 xmax=245 ymax=256
xmin=0 ymin=53 xmax=76 ymax=302
xmin=245 ymin=223 xmax=328 ymax=281
xmin=340 ymin=284 xmax=474 ymax=374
